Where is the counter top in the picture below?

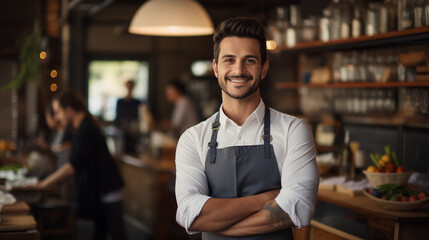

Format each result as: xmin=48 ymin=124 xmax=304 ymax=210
xmin=119 ymin=154 xmax=176 ymax=174
xmin=318 ymin=189 xmax=429 ymax=222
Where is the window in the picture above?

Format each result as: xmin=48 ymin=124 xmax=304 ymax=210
xmin=88 ymin=60 xmax=149 ymax=121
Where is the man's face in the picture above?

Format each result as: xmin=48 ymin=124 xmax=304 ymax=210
xmin=213 ymin=36 xmax=269 ymax=100
xmin=52 ymin=100 xmax=70 ymax=128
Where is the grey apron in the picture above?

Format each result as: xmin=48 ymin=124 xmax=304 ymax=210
xmin=202 ymin=106 xmax=293 ymax=240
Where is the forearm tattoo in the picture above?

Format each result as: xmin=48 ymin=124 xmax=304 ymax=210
xmin=261 ymin=201 xmax=293 ymax=231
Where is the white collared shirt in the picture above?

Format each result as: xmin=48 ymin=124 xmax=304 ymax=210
xmin=175 ymin=99 xmax=319 ymax=234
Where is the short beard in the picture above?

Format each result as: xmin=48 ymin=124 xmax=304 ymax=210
xmin=219 ymin=74 xmax=261 ymax=100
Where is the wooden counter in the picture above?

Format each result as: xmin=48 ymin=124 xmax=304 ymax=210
xmin=314 ymin=189 xmax=429 ymax=240
xmin=117 ymin=154 xmax=186 ymax=240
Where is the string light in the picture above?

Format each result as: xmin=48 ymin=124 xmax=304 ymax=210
xmin=50 ymin=70 xmax=58 ymax=78
xmin=50 ymin=83 xmax=58 ymax=92
xmin=40 ymin=51 xmax=47 ymax=60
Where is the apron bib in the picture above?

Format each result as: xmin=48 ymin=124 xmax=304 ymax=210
xmin=203 ymin=106 xmax=293 ymax=240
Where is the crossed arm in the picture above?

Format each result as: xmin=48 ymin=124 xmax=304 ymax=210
xmin=189 ymin=190 xmax=294 ymax=236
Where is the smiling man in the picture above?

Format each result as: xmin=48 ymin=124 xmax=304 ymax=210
xmin=175 ymin=17 xmax=319 ymax=239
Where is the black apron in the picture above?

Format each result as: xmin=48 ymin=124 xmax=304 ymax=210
xmin=203 ymin=106 xmax=293 ymax=240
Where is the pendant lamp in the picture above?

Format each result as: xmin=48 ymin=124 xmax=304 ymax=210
xmin=129 ymin=0 xmax=214 ymax=37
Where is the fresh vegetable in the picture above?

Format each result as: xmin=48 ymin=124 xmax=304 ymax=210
xmin=371 ymin=189 xmax=381 ymax=198
xmin=409 ymin=195 xmax=418 ymax=202
xmin=366 ymin=145 xmax=406 ymax=174
xmin=0 ymin=164 xmax=22 ymax=174
xmin=367 ymin=165 xmax=376 ymax=172
xmin=368 ymin=183 xmax=427 ymax=202
xmin=418 ymin=192 xmax=427 ymax=200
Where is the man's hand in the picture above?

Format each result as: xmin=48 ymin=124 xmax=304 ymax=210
xmin=218 ymin=200 xmax=294 ymax=236
xmin=189 ymin=189 xmax=280 ymax=232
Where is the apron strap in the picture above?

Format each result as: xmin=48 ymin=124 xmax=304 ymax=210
xmin=263 ymin=106 xmax=272 ymax=158
xmin=208 ymin=113 xmax=220 ymax=163
xmin=209 ymin=106 xmax=272 ymax=162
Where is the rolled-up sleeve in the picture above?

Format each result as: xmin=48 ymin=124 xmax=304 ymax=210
xmin=274 ymin=120 xmax=319 ymax=228
xmin=175 ymin=128 xmax=211 ymax=234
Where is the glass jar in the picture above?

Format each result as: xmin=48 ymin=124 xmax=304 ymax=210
xmin=302 ymin=17 xmax=317 ymax=42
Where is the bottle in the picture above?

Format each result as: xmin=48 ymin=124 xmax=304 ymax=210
xmin=366 ymin=2 xmax=381 ymax=36
xmin=339 ymin=0 xmax=352 ymax=39
xmin=320 ymin=8 xmax=331 ymax=42
xmin=275 ymin=7 xmax=288 ymax=46
xmin=425 ymin=0 xmax=429 ymax=26
xmin=286 ymin=5 xmax=301 ymax=47
xmin=398 ymin=0 xmax=414 ymax=30
xmin=329 ymin=0 xmax=341 ymax=40
xmin=414 ymin=0 xmax=425 ymax=28
xmin=341 ymin=129 xmax=355 ymax=180
xmin=352 ymin=0 xmax=365 ymax=38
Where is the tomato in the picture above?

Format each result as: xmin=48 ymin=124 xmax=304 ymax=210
xmin=386 ymin=163 xmax=396 ymax=172
xmin=396 ymin=166 xmax=405 ymax=173
xmin=418 ymin=192 xmax=427 ymax=200
xmin=409 ymin=195 xmax=418 ymax=202
xmin=401 ymin=196 xmax=408 ymax=202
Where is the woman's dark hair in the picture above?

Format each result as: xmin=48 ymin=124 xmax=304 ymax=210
xmin=167 ymin=80 xmax=186 ymax=95
xmin=213 ymin=17 xmax=267 ymax=65
xmin=54 ymin=90 xmax=87 ymax=113
xmin=45 ymin=101 xmax=54 ymax=117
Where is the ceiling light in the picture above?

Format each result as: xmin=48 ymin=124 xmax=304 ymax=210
xmin=129 ymin=0 xmax=214 ymax=37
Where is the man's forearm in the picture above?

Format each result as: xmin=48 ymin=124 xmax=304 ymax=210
xmin=218 ymin=200 xmax=294 ymax=236
xmin=189 ymin=189 xmax=279 ymax=232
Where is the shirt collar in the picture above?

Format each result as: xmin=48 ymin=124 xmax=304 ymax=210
xmin=218 ymin=98 xmax=265 ymax=128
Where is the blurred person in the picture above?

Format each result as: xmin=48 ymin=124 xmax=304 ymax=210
xmin=43 ymin=101 xmax=75 ymax=203
xmin=36 ymin=90 xmax=127 ymax=240
xmin=164 ymin=80 xmax=200 ymax=138
xmin=115 ymin=79 xmax=141 ymax=153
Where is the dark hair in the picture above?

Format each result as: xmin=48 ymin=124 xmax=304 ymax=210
xmin=167 ymin=80 xmax=186 ymax=95
xmin=45 ymin=101 xmax=54 ymax=117
xmin=54 ymin=90 xmax=87 ymax=113
xmin=213 ymin=17 xmax=267 ymax=65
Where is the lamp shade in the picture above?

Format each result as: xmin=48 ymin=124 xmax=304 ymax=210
xmin=129 ymin=0 xmax=214 ymax=37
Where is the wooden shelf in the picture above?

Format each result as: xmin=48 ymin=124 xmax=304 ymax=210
xmin=275 ymin=81 xmax=429 ymax=89
xmin=276 ymin=26 xmax=429 ymax=52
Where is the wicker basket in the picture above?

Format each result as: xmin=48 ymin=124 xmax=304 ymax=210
xmin=363 ymin=189 xmax=429 ymax=211
xmin=363 ymin=171 xmax=412 ymax=188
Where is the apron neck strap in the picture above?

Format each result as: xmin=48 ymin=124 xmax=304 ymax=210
xmin=263 ymin=106 xmax=271 ymax=158
xmin=208 ymin=113 xmax=220 ymax=163
xmin=208 ymin=106 xmax=272 ymax=163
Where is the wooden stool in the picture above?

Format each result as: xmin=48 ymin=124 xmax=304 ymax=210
xmin=34 ymin=198 xmax=75 ymax=240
